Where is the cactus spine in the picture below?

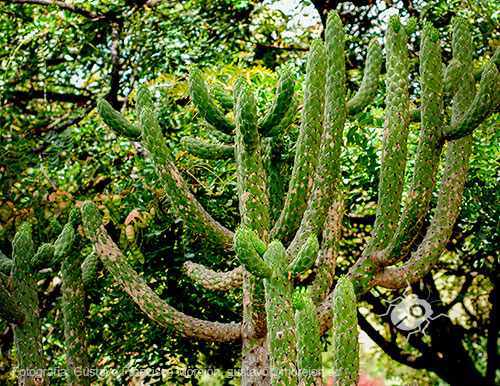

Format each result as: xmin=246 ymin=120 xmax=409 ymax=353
xmin=91 ymin=10 xmax=500 ymax=386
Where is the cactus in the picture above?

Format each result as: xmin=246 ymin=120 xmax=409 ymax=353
xmin=331 ymin=276 xmax=359 ymax=386
xmin=90 ymin=11 xmax=500 ymax=386
xmin=0 ymin=215 xmax=91 ymax=386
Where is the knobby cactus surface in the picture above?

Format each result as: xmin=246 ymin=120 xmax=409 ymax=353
xmin=0 ymin=212 xmax=92 ymax=386
xmin=90 ymin=10 xmax=500 ymax=386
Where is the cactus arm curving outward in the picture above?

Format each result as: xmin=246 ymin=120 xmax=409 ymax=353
xmin=234 ymin=228 xmax=272 ymax=278
xmin=184 ymin=262 xmax=244 ymax=291
xmin=189 ymin=67 xmax=235 ymax=134
xmin=138 ymin=86 xmax=234 ymax=250
xmin=203 ymin=122 xmax=235 ymax=143
xmin=97 ymin=98 xmax=142 ymax=139
xmin=210 ymin=82 xmax=234 ymax=112
xmin=347 ymin=38 xmax=383 ymax=115
xmin=0 ymin=249 xmax=12 ymax=275
xmin=258 ymin=68 xmax=296 ymax=136
xmin=286 ymin=235 xmax=319 ymax=277
xmin=294 ymin=294 xmax=322 ymax=386
xmin=331 ymin=276 xmax=359 ymax=386
xmin=53 ymin=221 xmax=76 ymax=265
xmin=287 ymin=10 xmax=346 ymax=259
xmin=31 ymin=243 xmax=55 ymax=269
xmin=365 ymin=15 xmax=411 ymax=255
xmin=375 ymin=16 xmax=475 ymax=289
xmin=373 ymin=22 xmax=445 ymax=268
xmin=271 ymin=38 xmax=326 ymax=243
xmin=0 ymin=271 xmax=25 ymax=325
xmin=443 ymin=60 xmax=500 ymax=140
xmin=264 ymin=93 xmax=299 ymax=138
xmin=81 ymin=201 xmax=241 ymax=342
xmin=181 ymin=136 xmax=234 ymax=160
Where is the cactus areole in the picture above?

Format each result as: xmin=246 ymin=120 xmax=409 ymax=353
xmin=88 ymin=10 xmax=500 ymax=386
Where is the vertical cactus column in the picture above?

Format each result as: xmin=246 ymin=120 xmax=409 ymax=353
xmin=234 ymin=228 xmax=319 ymax=386
xmin=10 ymin=223 xmax=46 ymax=386
xmin=60 ymin=211 xmax=91 ymax=386
xmin=294 ymin=294 xmax=322 ymax=386
xmin=331 ymin=276 xmax=359 ymax=386
xmin=0 ymin=214 xmax=92 ymax=386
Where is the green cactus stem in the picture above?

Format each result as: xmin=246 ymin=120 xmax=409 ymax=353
xmin=258 ymin=68 xmax=296 ymax=136
xmin=364 ymin=15 xmax=410 ymax=257
xmin=0 ymin=249 xmax=12 ymax=274
xmin=262 ymin=241 xmax=298 ymax=386
xmin=373 ymin=21 xmax=444 ymax=268
xmin=135 ymin=85 xmax=234 ymax=250
xmin=97 ymin=98 xmax=141 ymax=139
xmin=234 ymin=228 xmax=272 ymax=278
xmin=189 ymin=67 xmax=235 ymax=134
xmin=234 ymin=78 xmax=271 ymax=239
xmin=184 ymin=262 xmax=244 ymax=291
xmin=61 ymin=237 xmax=90 ymax=386
xmin=82 ymin=251 xmax=99 ymax=287
xmin=444 ymin=60 xmax=500 ymax=140
xmin=286 ymin=235 xmax=319 ymax=277
xmin=271 ymin=38 xmax=326 ymax=243
xmin=332 ymin=276 xmax=359 ymax=386
xmin=81 ymin=200 xmax=242 ymax=342
xmin=310 ymin=197 xmax=344 ymax=305
xmin=53 ymin=221 xmax=76 ymax=264
xmin=31 ymin=243 xmax=55 ymax=269
xmin=181 ymin=136 xmax=234 ymax=160
xmin=374 ymin=16 xmax=475 ymax=289
xmin=235 ymin=228 xmax=319 ymax=386
xmin=203 ymin=122 xmax=234 ymax=143
xmin=294 ymin=294 xmax=322 ymax=386
xmin=347 ymin=38 xmax=383 ymax=115
xmin=11 ymin=223 xmax=47 ymax=386
xmin=210 ymin=82 xmax=234 ymax=112
xmin=0 ymin=271 xmax=25 ymax=325
xmin=287 ymin=10 xmax=346 ymax=258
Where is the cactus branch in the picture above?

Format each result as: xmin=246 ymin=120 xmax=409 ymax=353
xmin=189 ymin=67 xmax=235 ymax=134
xmin=0 ymin=249 xmax=12 ymax=275
xmin=271 ymin=38 xmax=326 ymax=243
xmin=97 ymin=98 xmax=141 ymax=139
xmin=138 ymin=90 xmax=234 ymax=250
xmin=184 ymin=262 xmax=244 ymax=291
xmin=0 ymin=271 xmax=25 ymax=325
xmin=287 ymin=10 xmax=346 ymax=258
xmin=258 ymin=68 xmax=296 ymax=136
xmin=181 ymin=136 xmax=234 ymax=160
xmin=366 ymin=15 xmax=410 ymax=255
xmin=81 ymin=201 xmax=241 ymax=342
xmin=373 ymin=22 xmax=444 ymax=268
xmin=347 ymin=37 xmax=383 ymax=115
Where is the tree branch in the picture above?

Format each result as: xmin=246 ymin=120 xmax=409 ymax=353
xmin=7 ymin=0 xmax=104 ymax=19
xmin=357 ymin=311 xmax=428 ymax=369
xmin=9 ymin=89 xmax=90 ymax=104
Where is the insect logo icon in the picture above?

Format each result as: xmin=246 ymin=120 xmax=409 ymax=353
xmin=381 ymin=288 xmax=449 ymax=339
